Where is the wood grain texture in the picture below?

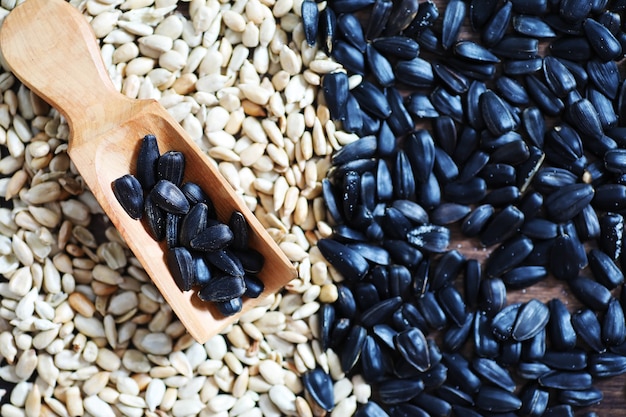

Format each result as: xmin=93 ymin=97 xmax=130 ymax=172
xmin=429 ymin=0 xmax=626 ymax=413
xmin=0 ymin=0 xmax=296 ymax=343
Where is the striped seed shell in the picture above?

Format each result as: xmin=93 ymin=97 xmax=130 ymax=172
xmin=572 ymin=308 xmax=606 ymax=352
xmin=372 ymin=36 xmax=419 ymax=59
xmin=190 ymin=223 xmax=234 ymax=252
xmin=150 ymin=179 xmax=190 ymax=214
xmin=322 ymin=71 xmax=349 ymax=120
xmin=543 ymin=56 xmax=577 ymax=97
xmin=144 ymin=195 xmax=165 ymax=241
xmin=602 ymin=298 xmax=626 ymax=346
xmin=485 ymin=236 xmax=533 ymax=278
xmin=198 ymin=274 xmax=245 ymax=302
xmin=475 ymin=386 xmax=522 ymax=412
xmin=513 ymin=15 xmax=556 ymax=37
xmin=482 ymin=1 xmax=512 ymax=46
xmin=365 ymin=0 xmax=392 ymax=40
xmin=544 ymin=183 xmax=594 ymax=223
xmin=394 ymin=327 xmax=430 ymax=371
xmin=441 ymin=0 xmax=466 ymax=49
xmin=157 ymin=150 xmax=185 ymax=186
xmin=317 ymin=238 xmax=369 ymax=281
xmin=366 ymin=44 xmax=394 ymax=87
xmin=589 ymin=352 xmax=626 ymax=377
xmin=301 ymin=0 xmax=318 ymax=46
xmin=583 ymin=17 xmax=622 ymax=61
xmin=136 ymin=134 xmax=160 ymax=190
xmin=167 ymin=246 xmax=194 ymax=291
xmin=587 ymin=58 xmax=619 ymax=99
xmin=179 ymin=203 xmax=209 ymax=248
xmin=216 ymin=298 xmax=242 ymax=316
xmin=588 ymin=248 xmax=624 ymax=289
xmin=383 ymin=0 xmax=419 ymax=36
xmin=112 ymin=174 xmax=144 ymax=220
xmin=481 ymin=90 xmax=518 ymax=136
xmin=557 ymin=388 xmax=603 ymax=407
xmin=473 ymin=357 xmax=516 ymax=392
xmin=205 ymin=249 xmax=244 ymax=277
xmin=352 ymin=80 xmax=391 ymax=119
xmin=303 ymin=368 xmax=334 ymax=412
xmin=512 ymin=299 xmax=550 ymax=341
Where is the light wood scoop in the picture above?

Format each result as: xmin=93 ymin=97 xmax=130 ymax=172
xmin=0 ymin=0 xmax=297 ymax=342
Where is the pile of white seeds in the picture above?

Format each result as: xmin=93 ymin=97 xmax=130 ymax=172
xmin=0 ymin=0 xmax=364 ymax=416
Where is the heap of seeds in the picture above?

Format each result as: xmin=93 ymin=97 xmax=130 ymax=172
xmin=3 ymin=0 xmax=626 ymax=416
xmin=0 ymin=0 xmax=357 ymax=415
xmin=311 ymin=0 xmax=626 ymax=415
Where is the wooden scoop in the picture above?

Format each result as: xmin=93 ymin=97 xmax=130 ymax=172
xmin=0 ymin=0 xmax=297 ymax=342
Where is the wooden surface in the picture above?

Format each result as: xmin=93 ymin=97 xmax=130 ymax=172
xmin=0 ymin=0 xmax=296 ymax=343
xmin=427 ymin=0 xmax=626 ymax=413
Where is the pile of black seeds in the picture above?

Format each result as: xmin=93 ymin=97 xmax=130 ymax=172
xmin=301 ymin=0 xmax=626 ymax=415
xmin=112 ymin=134 xmax=265 ymax=316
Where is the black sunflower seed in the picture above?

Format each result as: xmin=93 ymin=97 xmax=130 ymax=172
xmin=136 ymin=134 xmax=160 ymax=190
xmin=190 ymin=223 xmax=233 ymax=252
xmin=157 ymin=151 xmax=185 ymax=186
xmin=589 ymin=352 xmax=626 ymax=377
xmin=301 ymin=0 xmax=318 ymax=46
xmin=143 ymin=195 xmax=165 ymax=241
xmin=383 ymin=0 xmax=419 ymax=36
xmin=112 ymin=174 xmax=144 ymax=220
xmin=394 ymin=327 xmax=430 ymax=371
xmin=514 ymin=15 xmax=556 ymax=37
xmin=485 ymin=235 xmax=533 ymax=278
xmin=178 ymin=203 xmax=209 ymax=248
xmin=519 ymin=384 xmax=549 ymax=417
xmin=479 ymin=277 xmax=507 ymax=316
xmin=557 ymin=387 xmax=603 ymax=407
xmin=587 ymin=58 xmax=619 ymax=99
xmin=543 ymin=56 xmax=577 ymax=97
xmin=492 ymin=303 xmax=522 ymax=341
xmin=482 ymin=1 xmax=512 ymax=46
xmin=480 ymin=205 xmax=524 ymax=247
xmin=395 ymin=57 xmax=434 ymax=89
xmin=441 ymin=0 xmax=466 ymax=50
xmin=525 ymin=74 xmax=565 ymax=116
xmin=322 ymin=72 xmax=349 ymax=120
xmin=480 ymin=90 xmax=518 ymax=136
xmin=378 ymin=378 xmax=424 ymax=405
xmin=318 ymin=238 xmax=369 ymax=281
xmin=150 ymin=179 xmax=190 ymax=215
xmin=475 ymin=386 xmax=522 ymax=412
xmin=583 ymin=17 xmax=622 ymax=61
xmin=474 ymin=311 xmax=499 ymax=358
xmin=243 ymin=274 xmax=264 ymax=298
xmin=512 ymin=299 xmax=550 ymax=341
xmin=204 ymin=249 xmax=244 ymax=277
xmin=167 ymin=246 xmax=194 ymax=291
xmin=198 ymin=274 xmax=245 ymax=302
xmin=572 ymin=308 xmax=606 ymax=352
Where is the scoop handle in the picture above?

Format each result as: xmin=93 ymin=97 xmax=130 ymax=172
xmin=0 ymin=0 xmax=135 ymax=143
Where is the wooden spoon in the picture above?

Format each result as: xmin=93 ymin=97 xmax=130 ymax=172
xmin=0 ymin=0 xmax=297 ymax=343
